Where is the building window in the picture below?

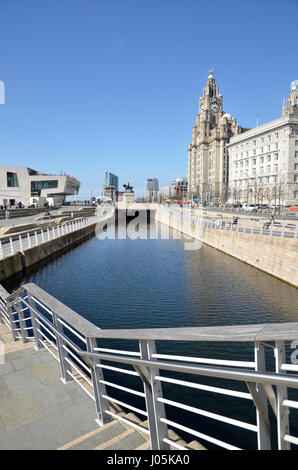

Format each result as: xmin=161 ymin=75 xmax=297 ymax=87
xmin=275 ymin=153 xmax=279 ymax=160
xmin=7 ymin=172 xmax=19 ymax=187
xmin=267 ymin=166 xmax=271 ymax=173
xmin=275 ymin=143 xmax=278 ymax=149
xmin=260 ymin=167 xmax=264 ymax=174
xmin=295 ymin=140 xmax=298 ymax=146
xmin=295 ymin=164 xmax=298 ymax=171
xmin=253 ymin=159 xmax=256 ymax=165
xmin=294 ymin=175 xmax=298 ymax=182
xmin=261 ymin=137 xmax=264 ymax=144
xmin=268 ymin=145 xmax=271 ymax=151
xmin=31 ymin=180 xmax=58 ymax=196
xmin=275 ymin=164 xmax=278 ymax=172
xmin=268 ymin=135 xmax=271 ymax=141
xmin=295 ymin=151 xmax=298 ymax=158
xmin=267 ymin=155 xmax=271 ymax=162
xmin=260 ymin=157 xmax=264 ymax=163
xmin=275 ymin=132 xmax=279 ymax=138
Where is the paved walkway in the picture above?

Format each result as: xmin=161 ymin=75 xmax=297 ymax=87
xmin=0 ymin=324 xmax=99 ymax=450
xmin=0 ymin=323 xmax=205 ymax=450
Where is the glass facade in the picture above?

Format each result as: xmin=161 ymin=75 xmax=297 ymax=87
xmin=104 ymin=172 xmax=119 ymax=191
xmin=31 ymin=180 xmax=58 ymax=195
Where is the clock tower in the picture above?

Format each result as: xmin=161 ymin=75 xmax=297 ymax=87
xmin=188 ymin=70 xmax=244 ymax=202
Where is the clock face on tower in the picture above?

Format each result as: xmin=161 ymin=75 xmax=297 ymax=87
xmin=210 ymin=102 xmax=219 ymax=113
xmin=200 ymin=104 xmax=205 ymax=113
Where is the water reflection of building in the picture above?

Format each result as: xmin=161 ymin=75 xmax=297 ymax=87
xmin=183 ymin=242 xmax=298 ymax=325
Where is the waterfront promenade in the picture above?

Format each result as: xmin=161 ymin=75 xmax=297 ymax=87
xmin=1 ymin=281 xmax=298 ymax=450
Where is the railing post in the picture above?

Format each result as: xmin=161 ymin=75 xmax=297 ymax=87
xmin=14 ymin=299 xmax=28 ymax=344
xmin=275 ymin=341 xmax=290 ymax=449
xmin=27 ymin=292 xmax=44 ymax=350
xmin=34 ymin=231 xmax=38 ymax=245
xmin=254 ymin=342 xmax=271 ymax=449
xmin=0 ymin=240 xmax=3 ymax=259
xmin=19 ymin=234 xmax=23 ymax=251
xmin=139 ymin=340 xmax=169 ymax=450
xmin=27 ymin=232 xmax=31 ymax=248
xmin=52 ymin=312 xmax=73 ymax=383
xmin=86 ymin=337 xmax=113 ymax=426
xmin=6 ymin=303 xmax=18 ymax=342
xmin=9 ymin=237 xmax=14 ymax=254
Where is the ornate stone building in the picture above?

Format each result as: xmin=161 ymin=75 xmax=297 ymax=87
xmin=188 ymin=71 xmax=245 ymax=202
xmin=227 ymin=80 xmax=298 ymax=206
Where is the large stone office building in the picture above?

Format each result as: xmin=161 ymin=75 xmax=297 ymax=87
xmin=227 ymin=81 xmax=298 ymax=206
xmin=188 ymin=70 xmax=245 ymax=202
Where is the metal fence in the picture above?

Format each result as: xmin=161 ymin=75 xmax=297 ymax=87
xmin=160 ymin=205 xmax=298 ymax=239
xmin=0 ymin=216 xmax=97 ymax=259
xmin=1 ymin=282 xmax=298 ymax=450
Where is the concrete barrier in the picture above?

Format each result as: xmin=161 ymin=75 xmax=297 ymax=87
xmin=156 ymin=207 xmax=298 ymax=288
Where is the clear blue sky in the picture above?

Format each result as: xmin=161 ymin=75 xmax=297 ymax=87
xmin=0 ymin=0 xmax=297 ymax=197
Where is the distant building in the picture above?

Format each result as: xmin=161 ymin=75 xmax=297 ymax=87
xmin=161 ymin=186 xmax=172 ymax=199
xmin=104 ymin=172 xmax=119 ymax=191
xmin=145 ymin=178 xmax=159 ymax=201
xmin=0 ymin=166 xmax=80 ymax=207
xmin=227 ymin=80 xmax=298 ymax=206
xmin=103 ymin=186 xmax=117 ymax=201
xmin=171 ymin=177 xmax=188 ymax=199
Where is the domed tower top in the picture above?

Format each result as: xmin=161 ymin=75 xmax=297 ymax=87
xmin=283 ymin=80 xmax=298 ymax=116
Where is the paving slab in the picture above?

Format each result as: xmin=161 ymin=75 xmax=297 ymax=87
xmin=0 ymin=376 xmax=12 ymax=400
xmin=11 ymin=352 xmax=43 ymax=371
xmin=0 ymin=339 xmax=102 ymax=449
xmin=0 ymin=360 xmax=15 ymax=376
xmin=0 ymin=392 xmax=43 ymax=431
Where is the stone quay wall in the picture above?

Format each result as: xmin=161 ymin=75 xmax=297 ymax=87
xmin=155 ymin=207 xmax=298 ymax=288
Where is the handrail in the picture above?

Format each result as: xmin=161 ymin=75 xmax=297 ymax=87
xmin=3 ymin=283 xmax=298 ymax=342
xmin=0 ymin=217 xmax=86 ymax=242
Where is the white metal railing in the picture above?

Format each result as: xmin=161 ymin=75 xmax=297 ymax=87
xmin=0 ymin=216 xmax=97 ymax=259
xmin=1 ymin=282 xmax=298 ymax=450
xmin=159 ymin=205 xmax=298 ymax=239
